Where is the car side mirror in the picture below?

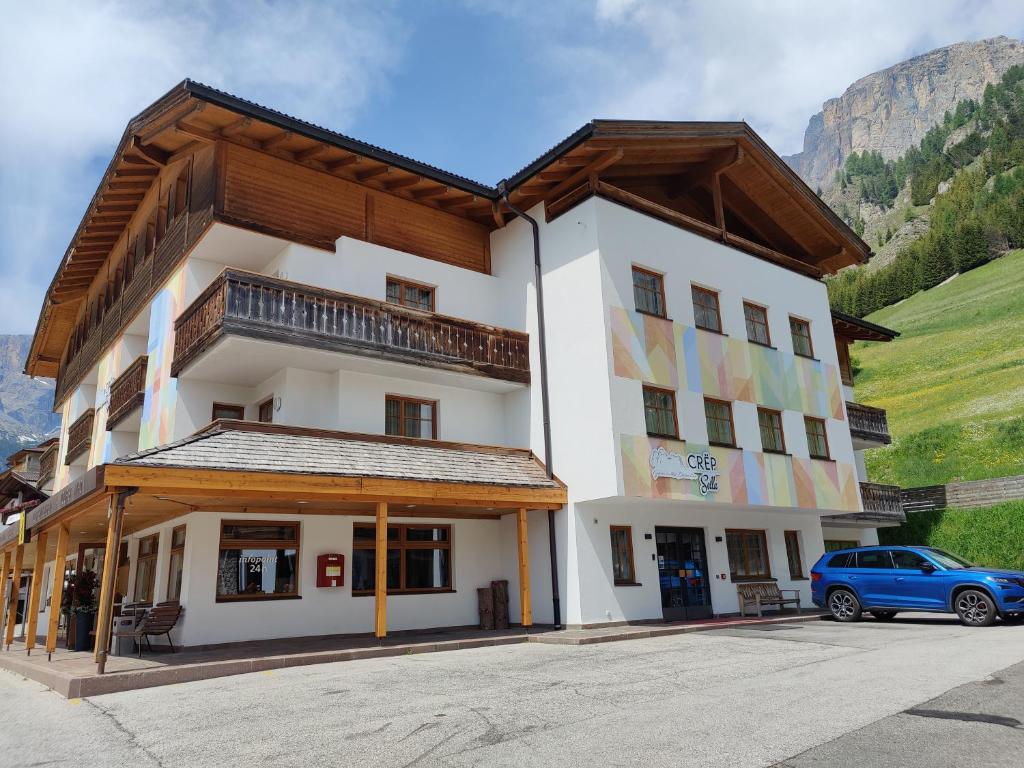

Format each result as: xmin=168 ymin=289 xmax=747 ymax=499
xmin=920 ymin=562 xmax=937 ymax=573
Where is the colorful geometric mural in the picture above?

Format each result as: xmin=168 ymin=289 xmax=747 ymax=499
xmin=612 ymin=305 xmax=859 ymax=512
xmin=611 ymin=306 xmax=844 ymax=420
xmin=88 ymin=341 xmax=130 ymax=466
xmin=139 ymin=267 xmax=186 ymax=450
xmin=52 ymin=399 xmax=73 ymax=492
xmin=621 ymin=434 xmax=860 ymax=512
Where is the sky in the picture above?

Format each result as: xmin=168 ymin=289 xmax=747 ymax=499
xmin=1 ymin=0 xmax=1023 ymax=335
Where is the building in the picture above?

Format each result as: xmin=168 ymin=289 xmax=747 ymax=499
xmin=1 ymin=81 xmax=904 ymax=666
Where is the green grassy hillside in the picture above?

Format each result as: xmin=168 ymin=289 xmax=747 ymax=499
xmin=854 ymin=249 xmax=1024 ymax=487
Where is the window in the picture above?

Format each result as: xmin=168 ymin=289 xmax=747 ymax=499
xmin=212 ymin=402 xmax=245 ymax=421
xmin=743 ymin=302 xmax=771 ymax=346
xmin=385 ymin=395 xmax=437 ymax=439
xmin=825 ymin=540 xmax=858 ymax=553
xmin=632 ymin=266 xmax=666 ymax=318
xmin=789 ymin=316 xmax=814 ymax=358
xmin=643 ymin=386 xmax=678 ymax=438
xmin=892 ymin=550 xmax=932 ymax=570
xmin=352 ymin=524 xmax=452 ymax=594
xmin=784 ymin=531 xmax=804 ymax=579
xmin=704 ymin=398 xmax=736 ymax=447
xmin=134 ymin=533 xmax=159 ymax=603
xmin=726 ymin=529 xmax=771 ymax=580
xmin=826 ymin=552 xmax=853 ymax=568
xmin=691 ymin=286 xmax=722 ymax=333
xmin=610 ymin=526 xmax=637 ymax=585
xmin=258 ymin=397 xmax=274 ymax=424
xmin=386 ymin=277 xmax=434 ymax=312
xmin=757 ymin=408 xmax=786 ymax=454
xmin=854 ymin=550 xmax=893 ymax=569
xmin=804 ymin=417 xmax=830 ymax=460
xmin=216 ymin=521 xmax=299 ymax=601
xmin=166 ymin=525 xmax=186 ymax=602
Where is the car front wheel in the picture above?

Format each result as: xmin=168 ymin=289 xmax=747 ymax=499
xmin=955 ymin=590 xmax=997 ymax=627
xmin=829 ymin=589 xmax=862 ymax=622
xmin=870 ymin=610 xmax=897 ymax=621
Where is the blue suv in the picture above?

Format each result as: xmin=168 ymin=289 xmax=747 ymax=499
xmin=811 ymin=545 xmax=1024 ymax=627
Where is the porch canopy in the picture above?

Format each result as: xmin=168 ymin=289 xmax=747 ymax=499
xmin=0 ymin=421 xmax=566 ymax=671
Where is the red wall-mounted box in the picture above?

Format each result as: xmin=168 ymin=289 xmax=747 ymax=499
xmin=316 ymin=554 xmax=344 ymax=587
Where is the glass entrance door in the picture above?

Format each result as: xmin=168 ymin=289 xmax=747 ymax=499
xmin=656 ymin=527 xmax=713 ymax=621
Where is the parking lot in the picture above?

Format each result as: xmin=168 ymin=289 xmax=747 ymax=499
xmin=2 ymin=615 xmax=1023 ymax=767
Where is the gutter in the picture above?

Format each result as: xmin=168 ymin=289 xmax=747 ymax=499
xmin=497 ymin=185 xmax=562 ymax=631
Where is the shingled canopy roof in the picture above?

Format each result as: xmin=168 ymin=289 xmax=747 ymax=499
xmin=831 ymin=310 xmax=900 ymax=342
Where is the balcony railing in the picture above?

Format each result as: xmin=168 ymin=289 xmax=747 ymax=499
xmin=107 ymin=355 xmax=148 ymax=430
xmin=65 ymin=409 xmax=95 ymax=465
xmin=172 ymin=269 xmax=531 ymax=384
xmin=37 ymin=443 xmax=57 ymax=488
xmin=858 ymin=481 xmax=905 ymax=520
xmin=846 ymin=401 xmax=891 ymax=445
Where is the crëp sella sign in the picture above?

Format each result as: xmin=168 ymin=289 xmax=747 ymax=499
xmin=649 ymin=446 xmax=720 ymax=496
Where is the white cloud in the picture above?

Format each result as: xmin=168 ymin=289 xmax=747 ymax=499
xmin=0 ymin=0 xmax=407 ymax=334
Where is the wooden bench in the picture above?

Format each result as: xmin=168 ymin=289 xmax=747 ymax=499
xmin=112 ymin=601 xmax=183 ymax=656
xmin=736 ymin=582 xmax=801 ymax=617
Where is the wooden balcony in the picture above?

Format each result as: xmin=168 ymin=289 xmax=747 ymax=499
xmin=172 ymin=269 xmax=531 ymax=384
xmin=846 ymin=401 xmax=891 ymax=446
xmin=37 ymin=443 xmax=57 ymax=488
xmin=823 ymin=482 xmax=905 ymax=527
xmin=65 ymin=409 xmax=95 ymax=465
xmin=106 ymin=355 xmax=148 ymax=430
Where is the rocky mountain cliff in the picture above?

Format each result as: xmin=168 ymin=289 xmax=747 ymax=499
xmin=0 ymin=335 xmax=59 ymax=460
xmin=785 ymin=36 xmax=1024 ymax=193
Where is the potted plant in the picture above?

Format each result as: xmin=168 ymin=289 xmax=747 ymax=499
xmin=64 ymin=570 xmax=98 ymax=652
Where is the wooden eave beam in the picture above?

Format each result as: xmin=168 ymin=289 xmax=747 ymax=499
xmin=412 ymin=185 xmax=450 ymax=200
xmin=666 ymin=146 xmax=744 ymax=198
xmin=294 ymin=143 xmax=331 ymax=162
xmin=384 ymin=174 xmax=422 ymax=191
xmin=536 ymin=146 xmax=624 ymax=203
xmin=136 ymin=102 xmax=206 ymax=145
xmin=356 ymin=165 xmax=390 ymax=182
xmin=437 ymin=194 xmax=477 ymax=209
xmin=218 ymin=116 xmax=252 ymax=138
xmin=326 ymin=155 xmax=360 ymax=172
xmin=128 ymin=137 xmax=168 ymax=167
xmin=261 ymin=130 xmax=293 ymax=151
xmin=107 ymin=181 xmax=152 ymax=191
xmin=167 ymin=141 xmax=204 ymax=165
xmin=719 ymin=175 xmax=816 ymax=263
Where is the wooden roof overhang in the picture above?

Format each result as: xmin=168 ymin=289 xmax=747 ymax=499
xmin=831 ymin=310 xmax=899 ymax=343
xmin=499 ymin=121 xmax=872 ymax=280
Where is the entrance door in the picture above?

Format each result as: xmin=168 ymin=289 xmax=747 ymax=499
xmin=655 ymin=527 xmax=713 ymax=621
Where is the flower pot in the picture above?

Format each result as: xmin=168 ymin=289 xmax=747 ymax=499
xmin=73 ymin=611 xmax=95 ymax=652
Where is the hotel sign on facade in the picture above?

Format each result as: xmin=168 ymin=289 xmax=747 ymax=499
xmin=649 ymin=447 xmax=720 ymax=496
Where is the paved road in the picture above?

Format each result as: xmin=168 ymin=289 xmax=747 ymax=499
xmin=2 ymin=615 xmax=1023 ymax=767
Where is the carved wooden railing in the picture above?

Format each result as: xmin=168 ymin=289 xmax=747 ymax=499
xmin=37 ymin=443 xmax=58 ymax=488
xmin=846 ymin=401 xmax=891 ymax=445
xmin=172 ymin=269 xmax=531 ymax=384
xmin=106 ymin=355 xmax=148 ymax=430
xmin=64 ymin=409 xmax=95 ymax=465
xmin=859 ymin=482 xmax=904 ymax=519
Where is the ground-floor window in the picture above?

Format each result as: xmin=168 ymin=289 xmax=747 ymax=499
xmin=166 ymin=525 xmax=186 ymax=601
xmin=352 ymin=523 xmax=451 ymax=594
xmin=725 ymin=529 xmax=771 ymax=580
xmin=216 ymin=521 xmax=299 ymax=601
xmin=784 ymin=530 xmax=804 ymax=578
xmin=610 ymin=525 xmax=637 ymax=585
xmin=824 ymin=539 xmax=858 ymax=552
xmin=134 ymin=533 xmax=159 ymax=602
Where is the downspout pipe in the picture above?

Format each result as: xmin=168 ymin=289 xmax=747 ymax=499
xmin=497 ymin=185 xmax=561 ymax=630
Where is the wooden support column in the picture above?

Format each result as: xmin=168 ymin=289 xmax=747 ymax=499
xmin=5 ymin=544 xmax=25 ymax=649
xmin=96 ymin=492 xmax=129 ymax=673
xmin=46 ymin=525 xmax=71 ymax=657
xmin=1 ymin=549 xmax=10 ymax=645
xmin=517 ymin=508 xmax=532 ymax=628
xmin=24 ymin=530 xmax=48 ymax=654
xmin=93 ymin=496 xmax=118 ymax=663
xmin=711 ymin=171 xmax=727 ymax=241
xmin=375 ymin=502 xmax=388 ymax=639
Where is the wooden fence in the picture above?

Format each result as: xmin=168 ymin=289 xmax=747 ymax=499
xmin=902 ymin=474 xmax=1024 ymax=514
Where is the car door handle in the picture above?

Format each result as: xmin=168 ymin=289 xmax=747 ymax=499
xmin=895 ymin=577 xmax=905 ymax=582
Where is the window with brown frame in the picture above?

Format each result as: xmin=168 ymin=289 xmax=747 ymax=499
xmin=643 ymin=385 xmax=678 ymax=438
xmin=385 ymin=395 xmax=437 ymax=439
xmin=757 ymin=408 xmax=786 ymax=454
xmin=784 ymin=531 xmax=804 ymax=579
xmin=789 ymin=316 xmax=814 ymax=358
xmin=704 ymin=398 xmax=736 ymax=447
xmin=726 ymin=529 xmax=771 ymax=580
xmin=692 ymin=285 xmax=722 ymax=333
xmin=352 ymin=523 xmax=452 ymax=594
xmin=804 ymin=416 xmax=831 ymax=460
xmin=610 ymin=526 xmax=637 ymax=585
xmin=386 ymin=277 xmax=435 ymax=312
xmin=134 ymin=533 xmax=159 ymax=603
xmin=632 ymin=266 xmax=667 ymax=318
xmin=216 ymin=521 xmax=299 ymax=601
xmin=258 ymin=397 xmax=274 ymax=424
xmin=212 ymin=402 xmax=245 ymax=421
xmin=166 ymin=525 xmax=186 ymax=602
xmin=743 ymin=302 xmax=771 ymax=346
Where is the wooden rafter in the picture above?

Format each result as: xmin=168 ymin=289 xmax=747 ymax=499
xmin=218 ymin=116 xmax=252 ymax=138
xmin=412 ymin=185 xmax=449 ymax=200
xmin=295 ymin=143 xmax=331 ymax=162
xmin=261 ymin=131 xmax=293 ymax=151
xmin=356 ymin=165 xmax=390 ymax=182
xmin=128 ymin=137 xmax=168 ymax=167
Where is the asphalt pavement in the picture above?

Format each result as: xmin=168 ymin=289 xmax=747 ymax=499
xmin=2 ymin=613 xmax=1023 ymax=767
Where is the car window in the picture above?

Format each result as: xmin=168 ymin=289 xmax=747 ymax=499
xmin=854 ymin=550 xmax=893 ymax=569
xmin=827 ymin=553 xmax=852 ymax=568
xmin=925 ymin=548 xmax=971 ymax=569
xmin=891 ymin=550 xmax=931 ymax=570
